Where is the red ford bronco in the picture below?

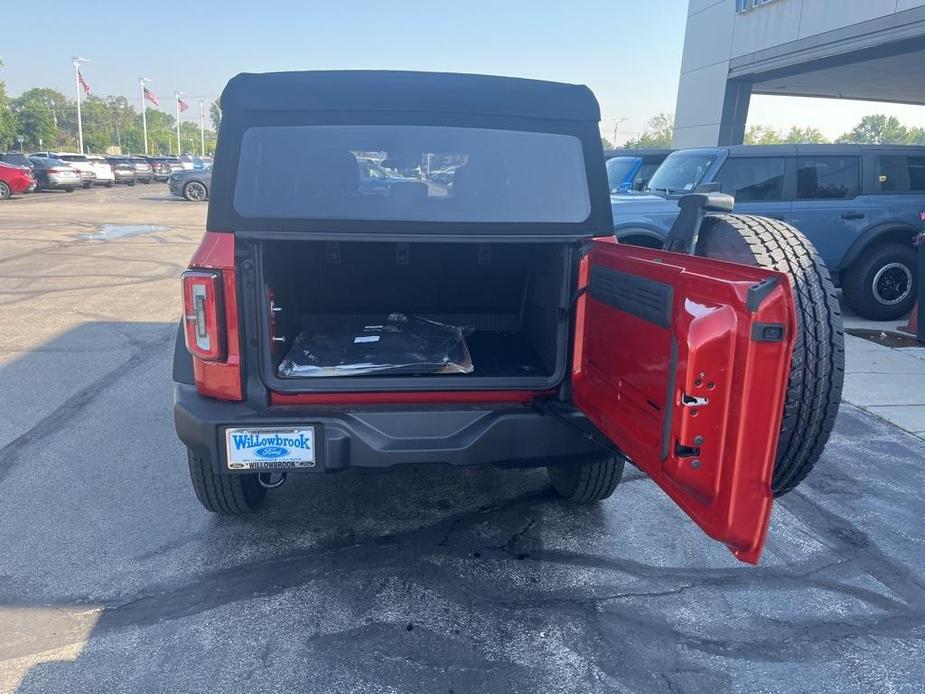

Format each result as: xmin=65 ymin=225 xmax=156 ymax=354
xmin=173 ymin=71 xmax=844 ymax=564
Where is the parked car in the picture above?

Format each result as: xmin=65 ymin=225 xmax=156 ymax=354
xmin=164 ymin=156 xmax=184 ymax=173
xmin=172 ymin=70 xmax=844 ymax=566
xmin=179 ymin=154 xmax=196 ymax=170
xmin=611 ymin=144 xmax=925 ymax=320
xmin=62 ymin=153 xmax=114 ymax=186
xmin=28 ymin=157 xmax=81 ymax=192
xmin=129 ymin=156 xmax=154 ymax=183
xmin=0 ymin=152 xmax=34 ymax=169
xmin=168 ymin=168 xmax=211 ymax=201
xmin=52 ymin=153 xmax=113 ymax=187
xmin=145 ymin=156 xmax=174 ymax=182
xmin=29 ymin=151 xmax=96 ymax=189
xmin=104 ymin=157 xmax=137 ymax=185
xmin=0 ymin=161 xmax=36 ymax=199
xmin=605 ymin=148 xmax=671 ymax=193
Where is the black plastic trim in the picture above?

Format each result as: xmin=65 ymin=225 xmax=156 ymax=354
xmin=589 ymin=265 xmax=673 ymax=329
xmin=660 ymin=336 xmax=678 ymax=460
xmin=746 ymin=277 xmax=779 ymax=312
xmin=173 ymin=383 xmax=603 ymax=474
xmin=751 ymin=322 xmax=787 ymax=343
xmin=171 ymin=321 xmax=195 ymax=385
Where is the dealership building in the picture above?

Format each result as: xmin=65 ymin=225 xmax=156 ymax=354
xmin=673 ymin=0 xmax=925 ymax=148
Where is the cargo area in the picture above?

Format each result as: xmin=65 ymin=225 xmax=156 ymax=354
xmin=255 ymin=240 xmax=575 ymax=391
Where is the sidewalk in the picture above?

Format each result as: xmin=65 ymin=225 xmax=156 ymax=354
xmin=841 ymin=301 xmax=925 ymax=440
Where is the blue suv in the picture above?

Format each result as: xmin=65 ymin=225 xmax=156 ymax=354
xmin=605 ymin=148 xmax=671 ymax=193
xmin=611 ymin=145 xmax=925 ymax=320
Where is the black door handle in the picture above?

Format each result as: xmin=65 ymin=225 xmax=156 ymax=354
xmin=841 ymin=212 xmax=865 ymax=220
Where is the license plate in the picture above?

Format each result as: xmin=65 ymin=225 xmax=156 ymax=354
xmin=224 ymin=427 xmax=316 ymax=470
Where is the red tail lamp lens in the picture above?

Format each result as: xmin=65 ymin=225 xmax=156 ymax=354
xmin=181 ymin=270 xmax=226 ymax=361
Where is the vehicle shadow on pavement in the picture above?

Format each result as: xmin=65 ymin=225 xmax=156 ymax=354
xmin=3 ymin=323 xmax=925 ymax=693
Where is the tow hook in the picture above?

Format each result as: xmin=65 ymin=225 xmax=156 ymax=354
xmin=258 ymin=472 xmax=287 ymax=489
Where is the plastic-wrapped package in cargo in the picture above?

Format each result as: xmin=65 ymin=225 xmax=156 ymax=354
xmin=278 ymin=313 xmax=473 ymax=377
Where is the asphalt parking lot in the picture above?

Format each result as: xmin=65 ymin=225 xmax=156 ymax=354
xmin=0 ymin=185 xmax=923 ymax=693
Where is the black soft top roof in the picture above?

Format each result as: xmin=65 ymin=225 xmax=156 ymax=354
xmin=219 ymin=70 xmax=601 ymax=122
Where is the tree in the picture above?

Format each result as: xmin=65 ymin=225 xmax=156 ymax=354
xmin=744 ymin=125 xmax=782 ymax=145
xmin=783 ymin=126 xmax=827 ymax=144
xmin=600 ymin=136 xmax=613 ymax=150
xmin=745 ymin=124 xmax=828 ymax=145
xmin=623 ymin=113 xmax=673 ymax=149
xmin=0 ymin=83 xmax=17 ymax=151
xmin=11 ymin=88 xmax=75 ymax=149
xmin=836 ymin=114 xmax=912 ymax=144
xmin=209 ymin=101 xmax=221 ymax=131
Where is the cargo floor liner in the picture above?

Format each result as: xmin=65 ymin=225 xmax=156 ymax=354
xmin=281 ymin=314 xmax=546 ymax=379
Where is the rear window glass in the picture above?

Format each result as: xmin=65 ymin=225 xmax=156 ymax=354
xmin=876 ymin=155 xmax=925 ymax=193
xmin=716 ymin=158 xmax=786 ymax=202
xmin=797 ymin=157 xmax=859 ymax=199
xmin=606 ymin=157 xmax=639 ymax=191
xmin=645 ymin=152 xmax=717 ymax=195
xmin=58 ymin=155 xmax=88 ymax=162
xmin=233 ymin=125 xmax=590 ymax=223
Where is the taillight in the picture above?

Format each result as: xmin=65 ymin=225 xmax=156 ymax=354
xmin=182 ymin=270 xmax=226 ymax=361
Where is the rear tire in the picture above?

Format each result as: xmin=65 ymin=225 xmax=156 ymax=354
xmin=547 ymin=455 xmax=624 ymax=503
xmin=841 ymin=243 xmax=917 ymax=321
xmin=63 ymin=187 xmax=75 ymax=193
xmin=187 ymin=449 xmax=267 ymax=514
xmin=105 ymin=181 xmax=114 ymax=188
xmin=0 ymin=182 xmax=10 ymax=200
xmin=695 ymin=214 xmax=845 ymax=496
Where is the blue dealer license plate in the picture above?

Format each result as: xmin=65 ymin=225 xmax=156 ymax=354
xmin=224 ymin=427 xmax=316 ymax=470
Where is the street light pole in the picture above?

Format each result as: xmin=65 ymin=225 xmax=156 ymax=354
xmin=612 ymin=117 xmax=628 ymax=148
xmin=72 ymin=57 xmax=89 ymax=153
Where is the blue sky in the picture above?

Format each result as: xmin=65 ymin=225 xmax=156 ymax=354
xmin=2 ymin=1 xmax=922 ymax=142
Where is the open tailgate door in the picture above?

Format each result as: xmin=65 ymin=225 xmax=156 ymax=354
xmin=571 ymin=238 xmax=796 ymax=564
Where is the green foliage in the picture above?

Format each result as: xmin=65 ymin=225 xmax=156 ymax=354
xmin=745 ymin=125 xmax=828 ymax=145
xmin=744 ymin=125 xmax=782 ymax=145
xmin=623 ymin=113 xmax=673 ymax=149
xmin=600 ymin=136 xmax=613 ymax=150
xmin=835 ymin=114 xmax=924 ymax=145
xmin=0 ymin=81 xmax=17 ymax=150
xmin=3 ymin=83 xmax=217 ymax=155
xmin=209 ymin=102 xmax=221 ymax=131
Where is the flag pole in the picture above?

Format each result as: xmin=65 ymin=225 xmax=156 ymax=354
xmin=140 ymin=79 xmax=148 ymax=155
xmin=72 ymin=57 xmax=88 ymax=154
xmin=174 ymin=92 xmax=182 ymax=156
xmin=139 ymin=77 xmax=152 ymax=155
xmin=199 ymin=101 xmax=206 ymax=156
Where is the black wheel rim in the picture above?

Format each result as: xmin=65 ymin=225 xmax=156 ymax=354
xmin=872 ymin=263 xmax=913 ymax=305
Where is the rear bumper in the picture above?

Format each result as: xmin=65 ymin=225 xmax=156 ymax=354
xmin=173 ymin=383 xmax=602 ymax=474
xmin=45 ymin=175 xmax=80 ymax=188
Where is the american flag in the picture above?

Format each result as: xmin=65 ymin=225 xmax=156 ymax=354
xmin=143 ymin=86 xmax=159 ymax=106
xmin=77 ymin=70 xmax=91 ymax=96
xmin=178 ymin=98 xmax=189 ymax=112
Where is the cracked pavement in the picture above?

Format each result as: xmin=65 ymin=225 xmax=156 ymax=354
xmin=0 ymin=187 xmax=923 ymax=693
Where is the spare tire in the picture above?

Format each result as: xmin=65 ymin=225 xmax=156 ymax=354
xmin=694 ymin=213 xmax=845 ymax=496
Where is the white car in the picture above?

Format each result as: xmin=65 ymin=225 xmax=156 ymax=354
xmin=84 ymin=155 xmax=116 ymax=187
xmin=29 ymin=152 xmax=114 ymax=187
